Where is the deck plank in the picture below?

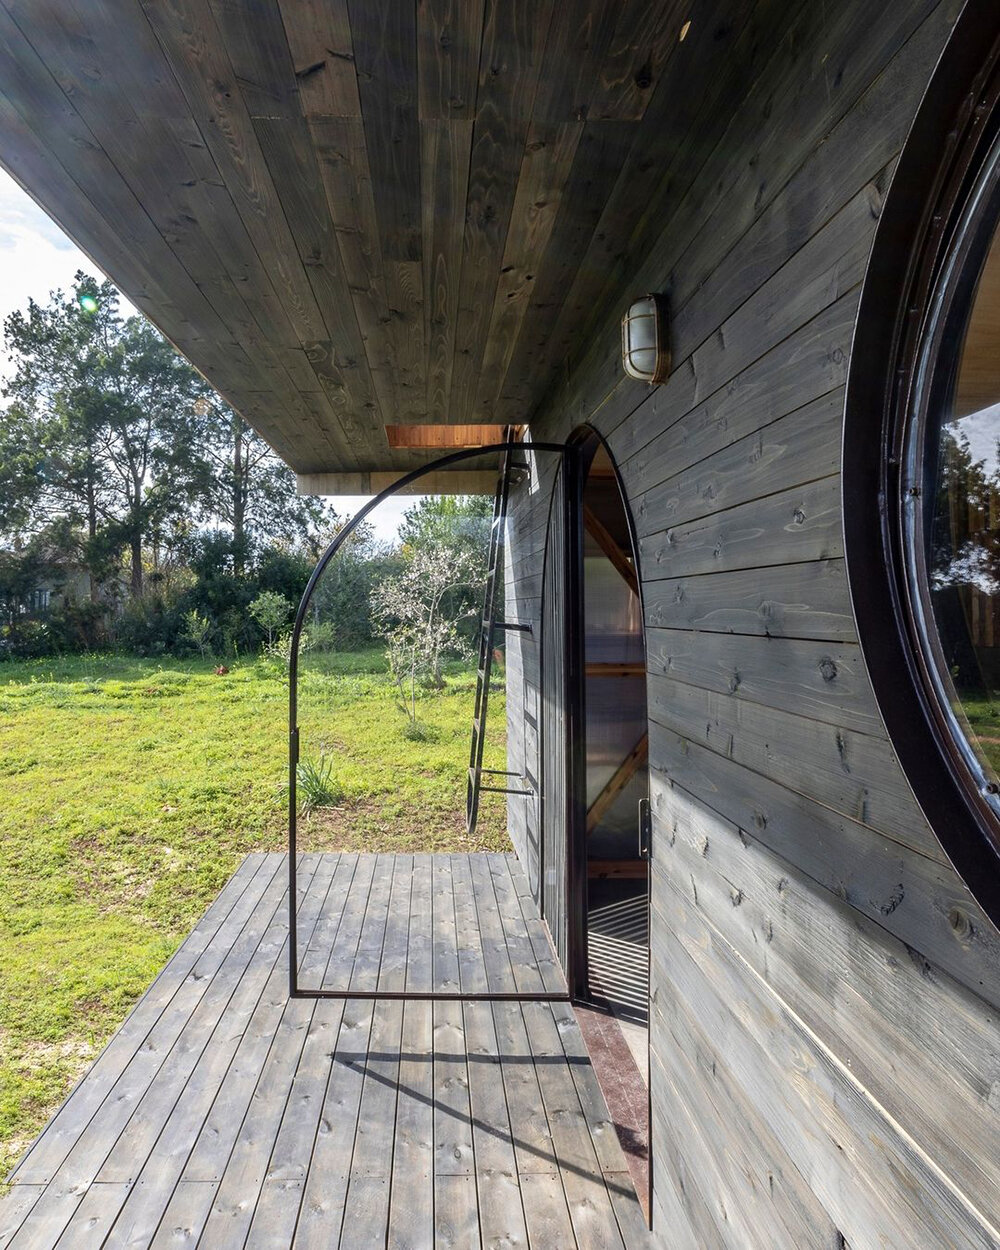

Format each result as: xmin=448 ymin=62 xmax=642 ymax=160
xmin=432 ymin=859 xmax=475 ymax=1192
xmin=52 ymin=1181 xmax=131 ymax=1249
xmin=489 ymin=1001 xmax=559 ymax=1183
xmin=504 ymin=853 xmax=567 ymax=995
xmin=463 ymin=1001 xmax=530 ymax=1248
xmin=293 ymin=1000 xmax=373 ymax=1248
xmin=489 ymin=852 xmax=545 ymax=994
xmin=451 ymin=853 xmax=488 ymax=994
xmin=520 ymin=1170 xmax=579 ymax=1248
xmin=98 ymin=857 xmax=326 ymax=1248
xmin=0 ymin=1184 xmax=43 ymax=1249
xmin=349 ymin=853 xmax=396 ymax=990
xmin=5 ymin=1182 xmax=81 ymax=1250
xmin=386 ymin=1002 xmax=435 ymax=1250
xmin=378 ymin=853 xmax=414 ymax=991
xmin=522 ymin=1002 xmax=626 ymax=1250
xmin=406 ymin=853 xmax=434 ymax=993
xmin=243 ymin=998 xmax=345 ymax=1248
xmin=326 ymin=854 xmax=378 ymax=992
xmin=433 ymin=1173 xmax=480 ymax=1249
xmin=297 ymin=851 xmax=354 ymax=987
xmin=148 ymin=1180 xmax=216 ymax=1248
xmin=196 ymin=991 xmax=313 ymax=1243
xmin=0 ymin=853 xmax=648 ymax=1248
xmin=340 ymin=999 xmax=404 ymax=1244
xmin=469 ymin=854 xmax=518 ymax=993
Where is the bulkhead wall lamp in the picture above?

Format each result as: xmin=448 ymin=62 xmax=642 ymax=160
xmin=621 ymin=293 xmax=670 ymax=383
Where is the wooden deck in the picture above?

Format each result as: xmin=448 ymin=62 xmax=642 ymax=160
xmin=1 ymin=853 xmax=651 ymax=1248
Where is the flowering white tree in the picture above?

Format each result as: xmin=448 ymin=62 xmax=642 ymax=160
xmin=372 ymin=543 xmax=484 ymax=732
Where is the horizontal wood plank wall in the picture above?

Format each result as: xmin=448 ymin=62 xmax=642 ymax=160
xmin=506 ymin=0 xmax=1000 ymax=1245
xmin=505 ymin=462 xmax=558 ymax=933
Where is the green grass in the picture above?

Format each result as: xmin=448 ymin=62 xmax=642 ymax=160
xmin=0 ymin=648 xmax=507 ymax=1181
xmin=954 ymin=692 xmax=1000 ymax=773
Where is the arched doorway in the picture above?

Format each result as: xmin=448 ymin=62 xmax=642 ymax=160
xmin=540 ymin=428 xmax=650 ymax=1049
xmin=580 ymin=439 xmax=650 ymax=1038
xmin=538 ymin=428 xmax=651 ymax=1212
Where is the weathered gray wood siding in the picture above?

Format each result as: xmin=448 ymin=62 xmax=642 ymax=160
xmin=506 ymin=0 xmax=1000 ymax=1244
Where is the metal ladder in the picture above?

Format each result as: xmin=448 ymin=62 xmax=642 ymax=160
xmin=466 ymin=430 xmax=533 ymax=837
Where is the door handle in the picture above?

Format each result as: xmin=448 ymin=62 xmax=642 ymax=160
xmin=638 ymin=796 xmax=651 ymax=860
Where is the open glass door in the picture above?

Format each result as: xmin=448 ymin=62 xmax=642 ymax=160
xmin=581 ymin=442 xmax=650 ymax=1045
xmin=572 ymin=433 xmax=651 ymax=1220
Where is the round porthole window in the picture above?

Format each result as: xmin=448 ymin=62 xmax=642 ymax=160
xmin=844 ymin=7 xmax=1000 ymax=924
xmin=904 ymin=139 xmax=1000 ymax=819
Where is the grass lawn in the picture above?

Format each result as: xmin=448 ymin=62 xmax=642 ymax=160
xmin=955 ymin=693 xmax=1000 ymax=772
xmin=0 ymin=648 xmax=506 ymax=1182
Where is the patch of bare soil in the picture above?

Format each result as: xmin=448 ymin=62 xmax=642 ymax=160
xmin=293 ymin=795 xmax=511 ymax=855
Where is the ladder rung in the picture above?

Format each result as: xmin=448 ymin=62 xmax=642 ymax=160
xmin=468 ymin=428 xmax=523 ymax=840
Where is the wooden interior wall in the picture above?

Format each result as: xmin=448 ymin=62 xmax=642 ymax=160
xmin=507 ymin=0 xmax=1000 ymax=1244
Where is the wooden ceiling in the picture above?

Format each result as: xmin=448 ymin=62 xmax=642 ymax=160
xmin=0 ymin=0 xmax=690 ymax=480
xmin=957 ymin=229 xmax=1000 ymax=418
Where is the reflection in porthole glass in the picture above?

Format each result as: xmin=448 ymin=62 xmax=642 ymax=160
xmin=926 ymin=224 xmax=1000 ymax=790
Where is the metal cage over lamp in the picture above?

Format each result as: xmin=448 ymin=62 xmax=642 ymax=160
xmin=621 ymin=293 xmax=670 ymax=383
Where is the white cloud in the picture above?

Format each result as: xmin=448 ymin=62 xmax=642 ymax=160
xmin=326 ymin=494 xmax=423 ymax=545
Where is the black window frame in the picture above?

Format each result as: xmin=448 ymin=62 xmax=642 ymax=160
xmin=844 ymin=1 xmax=1000 ymax=925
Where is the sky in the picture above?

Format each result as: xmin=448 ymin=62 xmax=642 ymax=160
xmin=0 ymin=166 xmax=413 ymax=544
xmin=956 ymin=400 xmax=1000 ymax=477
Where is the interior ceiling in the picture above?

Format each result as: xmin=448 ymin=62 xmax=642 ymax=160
xmin=0 ymin=0 xmax=691 ymax=480
xmin=957 ymin=228 xmax=1000 ymax=418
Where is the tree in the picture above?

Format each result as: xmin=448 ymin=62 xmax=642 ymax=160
xmin=181 ymin=608 xmax=213 ymax=658
xmin=372 ymin=542 xmax=485 ymax=729
xmin=398 ymin=495 xmax=492 ymax=557
xmin=930 ymin=426 xmax=1000 ymax=594
xmin=1 ymin=274 xmax=204 ymax=599
xmin=397 ymin=495 xmax=492 ymax=650
xmin=308 ymin=515 xmax=396 ymax=649
xmin=0 ymin=273 xmax=333 ymax=621
xmin=185 ymin=391 xmax=327 ymax=576
xmin=248 ymin=590 xmax=294 ymax=647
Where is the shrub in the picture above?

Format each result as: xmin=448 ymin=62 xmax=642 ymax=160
xmin=181 ymin=609 xmax=214 ymax=658
xmin=0 ymin=618 xmax=53 ymax=659
xmin=296 ymin=754 xmax=343 ymax=814
xmin=46 ymin=601 xmax=107 ymax=652
xmin=248 ymin=591 xmax=294 ymax=648
xmin=110 ymin=589 xmax=183 ymax=656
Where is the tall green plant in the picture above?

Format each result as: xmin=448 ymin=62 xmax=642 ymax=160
xmin=248 ymin=590 xmax=294 ymax=648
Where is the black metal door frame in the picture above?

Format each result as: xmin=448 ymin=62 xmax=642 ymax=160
xmin=562 ymin=441 xmax=589 ymax=1000
xmin=287 ymin=440 xmax=573 ymax=1002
